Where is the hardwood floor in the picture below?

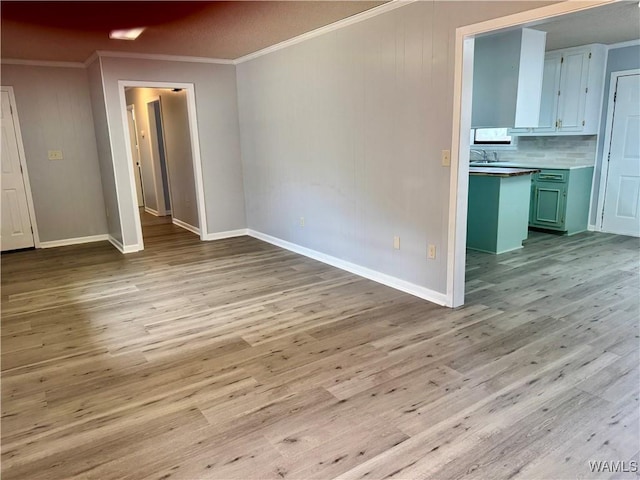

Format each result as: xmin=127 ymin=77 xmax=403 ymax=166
xmin=2 ymin=219 xmax=638 ymax=480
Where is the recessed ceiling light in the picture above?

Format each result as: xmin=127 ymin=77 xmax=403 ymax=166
xmin=109 ymin=27 xmax=145 ymax=41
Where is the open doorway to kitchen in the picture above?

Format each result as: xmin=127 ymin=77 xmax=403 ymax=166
xmin=447 ymin=1 xmax=640 ymax=308
xmin=123 ymin=84 xmax=204 ymax=244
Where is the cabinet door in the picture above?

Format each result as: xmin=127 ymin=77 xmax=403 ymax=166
xmin=557 ymin=50 xmax=590 ymax=132
xmin=533 ymin=54 xmax=562 ymax=133
xmin=531 ymin=181 xmax=567 ymax=230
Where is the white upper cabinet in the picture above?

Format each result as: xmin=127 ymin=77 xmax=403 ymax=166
xmin=510 ymin=44 xmax=607 ymax=136
xmin=471 ymin=28 xmax=547 ymax=129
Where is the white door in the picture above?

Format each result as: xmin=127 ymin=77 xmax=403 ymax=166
xmin=1 ymin=90 xmax=35 ymax=251
xmin=127 ymin=106 xmax=144 ymax=207
xmin=602 ymin=73 xmax=640 ymax=237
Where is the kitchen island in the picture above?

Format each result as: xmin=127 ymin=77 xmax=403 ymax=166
xmin=467 ymin=167 xmax=540 ymax=254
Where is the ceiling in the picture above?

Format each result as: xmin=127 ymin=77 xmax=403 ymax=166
xmin=534 ymin=1 xmax=640 ymax=50
xmin=1 ymin=1 xmax=386 ymax=62
xmin=1 ymin=1 xmax=638 ymax=63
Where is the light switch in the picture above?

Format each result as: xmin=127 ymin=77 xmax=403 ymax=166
xmin=441 ymin=150 xmax=451 ymax=167
xmin=393 ymin=236 xmax=400 ymax=250
xmin=48 ymin=150 xmax=64 ymax=160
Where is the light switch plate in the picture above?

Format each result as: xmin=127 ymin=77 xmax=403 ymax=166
xmin=48 ymin=150 xmax=64 ymax=160
xmin=441 ymin=150 xmax=451 ymax=167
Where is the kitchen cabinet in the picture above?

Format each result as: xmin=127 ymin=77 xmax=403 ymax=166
xmin=472 ymin=28 xmax=546 ymax=129
xmin=529 ymin=167 xmax=594 ymax=234
xmin=509 ymin=44 xmax=606 ymax=136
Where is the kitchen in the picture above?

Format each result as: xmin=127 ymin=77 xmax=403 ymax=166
xmin=465 ymin=2 xmax=640 ymax=261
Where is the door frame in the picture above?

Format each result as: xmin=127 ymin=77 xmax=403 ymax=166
xmin=446 ymin=0 xmax=615 ymax=307
xmin=595 ymin=68 xmax=640 ymax=232
xmin=118 ymin=80 xmax=207 ymax=247
xmin=145 ymin=96 xmax=174 ymax=216
xmin=126 ymin=104 xmax=145 ymax=208
xmin=1 ymin=86 xmax=40 ymax=248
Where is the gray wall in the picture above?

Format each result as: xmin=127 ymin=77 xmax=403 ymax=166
xmin=592 ymin=44 xmax=640 ymax=225
xmin=1 ymin=65 xmax=108 ymax=242
xmin=87 ymin=59 xmax=122 ymax=243
xmin=237 ymin=1 xmax=553 ymax=295
xmin=100 ymin=57 xmax=246 ymax=246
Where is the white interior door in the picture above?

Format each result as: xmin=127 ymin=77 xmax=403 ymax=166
xmin=127 ymin=106 xmax=144 ymax=207
xmin=602 ymin=73 xmax=640 ymax=237
xmin=1 ymin=90 xmax=35 ymax=251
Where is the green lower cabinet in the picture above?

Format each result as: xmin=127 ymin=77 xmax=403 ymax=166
xmin=528 ymin=167 xmax=594 ymax=235
xmin=530 ymin=181 xmax=567 ymax=229
xmin=467 ymin=174 xmax=532 ymax=254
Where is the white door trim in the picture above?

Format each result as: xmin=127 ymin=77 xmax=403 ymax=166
xmin=595 ymin=69 xmax=640 ymax=232
xmin=447 ymin=0 xmax=616 ymax=308
xmin=118 ymin=81 xmax=208 ymax=247
xmin=1 ymin=86 xmax=40 ymax=248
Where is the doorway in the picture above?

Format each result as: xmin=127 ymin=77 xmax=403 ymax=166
xmin=1 ymin=87 xmax=39 ymax=251
xmin=598 ymin=70 xmax=640 ymax=237
xmin=447 ymin=0 xmax=617 ymax=307
xmin=124 ymin=86 xmax=201 ymax=240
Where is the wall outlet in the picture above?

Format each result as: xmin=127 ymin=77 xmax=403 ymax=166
xmin=441 ymin=149 xmax=451 ymax=167
xmin=393 ymin=236 xmax=400 ymax=250
xmin=299 ymin=217 xmax=305 ymax=227
xmin=48 ymin=150 xmax=64 ymax=161
xmin=427 ymin=244 xmax=436 ymax=259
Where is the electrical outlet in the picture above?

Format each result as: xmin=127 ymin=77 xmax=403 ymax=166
xmin=427 ymin=244 xmax=436 ymax=259
xmin=393 ymin=236 xmax=400 ymax=250
xmin=300 ymin=217 xmax=305 ymax=227
xmin=441 ymin=149 xmax=451 ymax=167
xmin=48 ymin=150 xmax=64 ymax=161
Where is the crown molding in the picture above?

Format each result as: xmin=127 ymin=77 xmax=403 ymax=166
xmin=607 ymin=39 xmax=640 ymax=50
xmin=94 ymin=50 xmax=234 ymax=65
xmin=233 ymin=0 xmax=417 ymax=65
xmin=1 ymin=58 xmax=86 ymax=68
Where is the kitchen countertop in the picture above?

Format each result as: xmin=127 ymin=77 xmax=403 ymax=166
xmin=469 ymin=167 xmax=541 ymax=177
xmin=470 ymin=161 xmax=593 ymax=170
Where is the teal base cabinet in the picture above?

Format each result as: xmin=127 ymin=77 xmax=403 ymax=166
xmin=467 ymin=174 xmax=532 ymax=254
xmin=529 ymin=167 xmax=594 ymax=235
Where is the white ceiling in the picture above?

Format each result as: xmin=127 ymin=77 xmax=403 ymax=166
xmin=1 ymin=1 xmax=638 ymax=63
xmin=532 ymin=1 xmax=640 ymax=50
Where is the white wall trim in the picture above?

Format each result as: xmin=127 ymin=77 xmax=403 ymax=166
xmin=233 ymin=0 xmax=418 ymax=64
xmin=144 ymin=95 xmax=168 ymax=216
xmin=40 ymin=234 xmax=109 ymax=249
xmin=595 ymin=68 xmax=640 ymax=231
xmin=118 ymin=81 xmax=208 ymax=249
xmin=248 ymin=230 xmax=449 ymax=307
xmin=95 ymin=50 xmax=234 ymax=65
xmin=172 ymin=218 xmax=200 ymax=235
xmin=447 ymin=0 xmax=617 ymax=308
xmin=1 ymin=86 xmax=41 ymax=249
xmin=202 ymin=228 xmax=248 ymax=241
xmin=607 ymin=39 xmax=640 ymax=51
xmin=108 ymin=235 xmax=141 ymax=253
xmin=1 ymin=58 xmax=86 ymax=69
xmin=144 ymin=206 xmax=160 ymax=216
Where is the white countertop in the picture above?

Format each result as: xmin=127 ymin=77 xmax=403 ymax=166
xmin=469 ymin=161 xmax=594 ymax=170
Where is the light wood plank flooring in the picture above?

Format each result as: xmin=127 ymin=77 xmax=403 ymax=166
xmin=2 ymin=219 xmax=639 ymax=480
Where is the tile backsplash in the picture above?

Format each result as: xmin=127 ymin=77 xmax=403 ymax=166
xmin=477 ymin=135 xmax=597 ymax=167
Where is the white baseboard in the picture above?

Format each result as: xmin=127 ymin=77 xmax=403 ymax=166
xmin=39 ymin=234 xmax=109 ymax=249
xmin=587 ymin=224 xmax=596 ymax=232
xmin=172 ymin=218 xmax=200 ymax=235
xmin=108 ymin=235 xmax=142 ymax=254
xmin=144 ymin=206 xmax=159 ymax=216
xmin=247 ymin=230 xmax=449 ymax=307
xmin=202 ymin=228 xmax=249 ymax=241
